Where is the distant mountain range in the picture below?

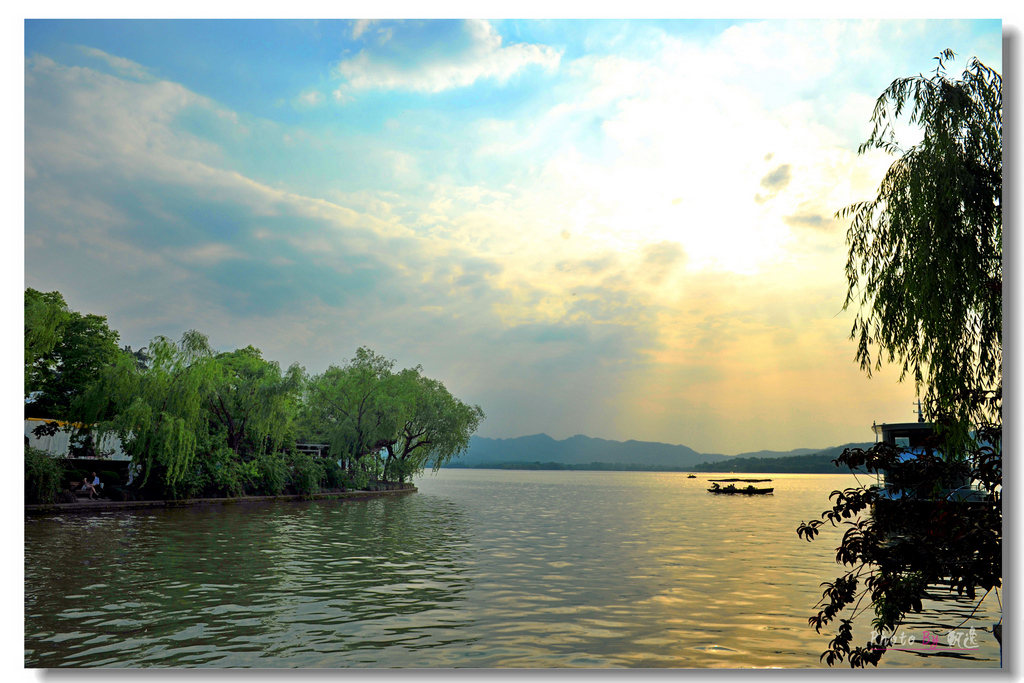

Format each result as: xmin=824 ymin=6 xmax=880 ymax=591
xmin=449 ymin=434 xmax=874 ymax=471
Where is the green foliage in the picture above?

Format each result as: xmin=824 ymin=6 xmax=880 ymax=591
xmin=348 ymin=462 xmax=370 ymax=491
xmin=303 ymin=347 xmax=400 ymax=466
xmin=24 ymin=289 xmax=70 ymax=394
xmin=122 ymin=345 xmax=150 ymax=371
xmin=26 ymin=294 xmax=121 ymax=419
xmin=87 ymin=330 xmax=216 ymax=488
xmin=23 ymin=292 xmax=480 ymax=500
xmin=839 ymin=50 xmax=1001 ymax=435
xmin=389 ymin=370 xmax=485 ymax=481
xmin=807 ymin=51 xmax=1003 ymax=667
xmin=305 ymin=348 xmax=485 ymax=484
xmin=205 ymin=346 xmax=303 ymax=459
xmin=255 ymin=452 xmax=289 ymax=496
xmin=289 ymin=451 xmax=323 ymax=498
xmin=24 ymin=446 xmax=65 ymax=504
xmin=319 ymin=458 xmax=348 ymax=490
xmin=203 ymin=446 xmax=252 ymax=498
xmin=159 ymin=464 xmax=210 ymax=501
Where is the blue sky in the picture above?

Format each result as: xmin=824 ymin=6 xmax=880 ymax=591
xmin=20 ymin=18 xmax=1007 ymax=453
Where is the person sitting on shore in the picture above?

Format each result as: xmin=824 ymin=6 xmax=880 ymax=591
xmin=83 ymin=472 xmax=100 ymax=500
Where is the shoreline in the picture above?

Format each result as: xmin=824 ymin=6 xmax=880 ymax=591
xmin=25 ymin=485 xmax=417 ymax=515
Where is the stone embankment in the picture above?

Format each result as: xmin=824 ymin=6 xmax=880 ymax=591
xmin=25 ymin=485 xmax=417 ymax=515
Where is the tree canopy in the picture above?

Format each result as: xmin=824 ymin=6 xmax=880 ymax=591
xmin=302 ymin=348 xmax=485 ymax=483
xmin=801 ymin=51 xmax=1002 ymax=667
xmin=28 ymin=308 xmax=122 ymax=419
xmin=303 ymin=347 xmax=403 ymax=469
xmin=205 ymin=345 xmax=304 ymax=459
xmin=385 ymin=369 xmax=485 ymax=482
xmin=24 ymin=288 xmax=70 ymax=393
xmin=25 ymin=289 xmax=484 ymax=501
xmin=840 ymin=48 xmax=1001 ymax=435
xmin=86 ymin=330 xmax=217 ymax=488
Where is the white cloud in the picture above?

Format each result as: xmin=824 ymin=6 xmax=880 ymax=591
xmin=336 ymin=19 xmax=561 ymax=94
xmin=77 ymin=45 xmax=154 ymax=81
xmin=293 ymin=89 xmax=324 ymax=108
xmin=178 ymin=243 xmax=246 ymax=265
xmin=351 ymin=19 xmax=377 ymax=40
xmin=25 ymin=20 xmax=968 ymax=451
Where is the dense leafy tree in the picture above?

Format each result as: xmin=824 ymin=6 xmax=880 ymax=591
xmin=385 ymin=369 xmax=485 ymax=482
xmin=840 ymin=48 xmax=1001 ymax=437
xmin=801 ymin=51 xmax=1002 ymax=667
xmin=83 ymin=330 xmax=217 ymax=489
xmin=24 ymin=288 xmax=70 ymax=393
xmin=303 ymin=347 xmax=403 ymax=470
xmin=26 ymin=296 xmax=480 ymax=499
xmin=25 ymin=289 xmax=124 ymax=421
xmin=26 ymin=295 xmax=122 ymax=420
xmin=304 ymin=348 xmax=484 ymax=483
xmin=205 ymin=345 xmax=304 ymax=459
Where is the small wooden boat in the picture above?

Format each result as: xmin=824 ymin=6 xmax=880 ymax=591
xmin=708 ymin=483 xmax=770 ymax=493
xmin=687 ymin=474 xmax=697 ymax=478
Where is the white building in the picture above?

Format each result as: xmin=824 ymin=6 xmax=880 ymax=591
xmin=24 ymin=418 xmax=130 ymax=460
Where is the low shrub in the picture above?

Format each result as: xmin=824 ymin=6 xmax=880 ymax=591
xmin=255 ymin=452 xmax=288 ymax=496
xmin=208 ymin=450 xmax=251 ymax=498
xmin=55 ymin=489 xmax=78 ymax=504
xmin=349 ymin=459 xmax=371 ymax=490
xmin=289 ymin=451 xmax=322 ymax=498
xmin=25 ymin=447 xmax=65 ymax=504
xmin=319 ymin=458 xmax=347 ymax=490
xmin=149 ymin=463 xmax=209 ymax=501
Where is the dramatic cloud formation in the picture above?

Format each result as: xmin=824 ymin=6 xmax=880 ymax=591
xmin=23 ymin=19 xmax=1003 ymax=453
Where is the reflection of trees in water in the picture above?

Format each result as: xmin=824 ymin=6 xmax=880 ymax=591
xmin=24 ymin=495 xmax=474 ymax=667
xmin=885 ymin=588 xmax=1002 ymax=664
xmin=252 ymin=495 xmax=476 ymax=662
xmin=25 ymin=511 xmax=179 ymax=667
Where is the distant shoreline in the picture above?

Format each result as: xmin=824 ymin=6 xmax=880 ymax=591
xmin=444 ymin=462 xmax=693 ymax=472
xmin=444 ymin=457 xmax=865 ymax=474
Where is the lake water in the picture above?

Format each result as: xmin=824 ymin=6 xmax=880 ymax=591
xmin=24 ymin=469 xmax=1001 ymax=668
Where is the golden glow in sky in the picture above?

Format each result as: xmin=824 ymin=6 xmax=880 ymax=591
xmin=22 ymin=18 xmax=1004 ymax=453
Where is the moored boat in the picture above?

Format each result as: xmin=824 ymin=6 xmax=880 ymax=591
xmin=707 ymin=483 xmax=774 ymax=495
xmin=871 ymin=401 xmax=988 ymax=503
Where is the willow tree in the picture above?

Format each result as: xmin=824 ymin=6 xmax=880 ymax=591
xmin=82 ymin=330 xmax=217 ymax=488
xmin=303 ymin=348 xmax=485 ymax=484
xmin=303 ymin=347 xmax=402 ymax=472
xmin=841 ymin=48 xmax=1001 ymax=436
xmin=385 ymin=369 xmax=485 ymax=482
xmin=800 ymin=51 xmax=1002 ymax=667
xmin=205 ymin=346 xmax=304 ymax=458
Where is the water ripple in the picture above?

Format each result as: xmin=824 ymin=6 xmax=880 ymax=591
xmin=25 ymin=472 xmax=1001 ymax=668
